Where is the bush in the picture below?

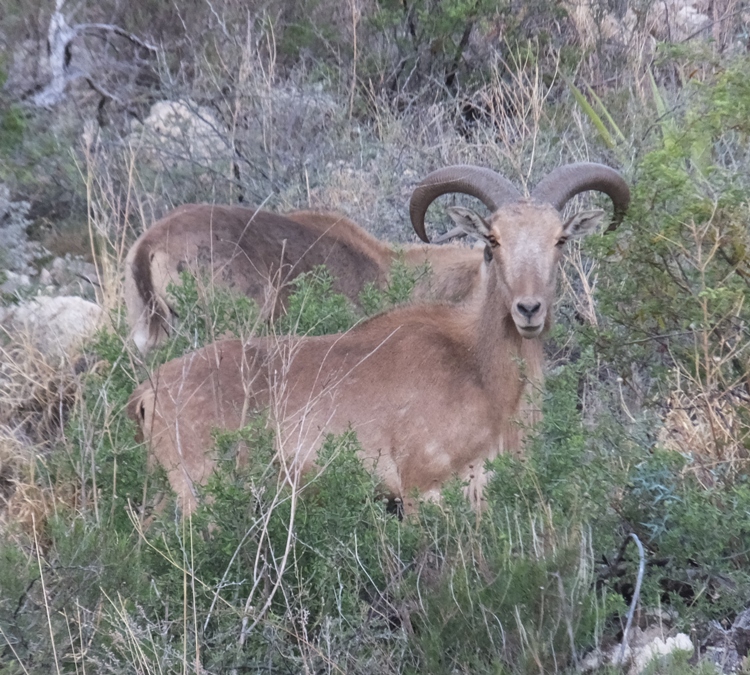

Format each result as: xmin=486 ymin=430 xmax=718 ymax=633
xmin=156 ymin=270 xmax=261 ymax=361
xmin=0 ymin=105 xmax=25 ymax=157
xmin=593 ymin=59 xmax=750 ymax=392
xmin=277 ymin=264 xmax=360 ymax=336
xmin=359 ymin=252 xmax=428 ymax=316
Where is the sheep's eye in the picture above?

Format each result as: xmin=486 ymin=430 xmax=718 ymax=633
xmin=488 ymin=234 xmax=499 ymax=247
xmin=556 ymin=237 xmax=568 ymax=248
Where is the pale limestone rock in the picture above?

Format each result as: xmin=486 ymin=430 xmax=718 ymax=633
xmin=128 ymin=100 xmax=232 ymax=168
xmin=632 ymin=633 xmax=693 ymax=673
xmin=0 ymin=296 xmax=103 ymax=357
xmin=583 ymin=626 xmax=695 ymax=674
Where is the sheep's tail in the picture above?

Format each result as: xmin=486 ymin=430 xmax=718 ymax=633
xmin=125 ymin=240 xmax=171 ymax=354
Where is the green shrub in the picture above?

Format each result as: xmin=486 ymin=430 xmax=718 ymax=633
xmin=50 ymin=322 xmax=152 ymax=534
xmin=359 ymin=252 xmax=429 ymax=316
xmin=365 ymin=0 xmax=562 ymax=94
xmin=618 ymin=450 xmax=750 ymax=623
xmin=0 ymin=105 xmax=25 ymax=156
xmin=592 ymin=59 xmax=750 ymax=396
xmin=277 ymin=265 xmax=359 ymax=335
xmin=154 ymin=270 xmax=260 ymax=362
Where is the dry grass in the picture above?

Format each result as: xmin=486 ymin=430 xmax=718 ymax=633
xmin=658 ymin=381 xmax=750 ymax=484
xmin=0 ymin=336 xmax=87 ymax=538
xmin=0 ymin=125 xmax=138 ymax=540
xmin=655 ymin=214 xmax=750 ymax=479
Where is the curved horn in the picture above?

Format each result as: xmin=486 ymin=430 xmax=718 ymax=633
xmin=531 ymin=162 xmax=630 ymax=231
xmin=410 ymin=165 xmax=522 ymax=242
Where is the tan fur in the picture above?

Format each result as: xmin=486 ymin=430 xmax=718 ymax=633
xmin=129 ymin=201 xmax=594 ymax=514
xmin=124 ymin=205 xmax=482 ymax=354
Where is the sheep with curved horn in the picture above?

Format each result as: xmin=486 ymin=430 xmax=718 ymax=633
xmin=128 ymin=162 xmax=630 ymax=514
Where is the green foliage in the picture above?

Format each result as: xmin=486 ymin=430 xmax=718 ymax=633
xmin=487 ymin=352 xmax=750 ymax=632
xmin=0 ymin=105 xmax=25 ymax=156
xmin=567 ymin=77 xmax=619 ymax=151
xmin=644 ymin=651 xmax=718 ymax=674
xmin=0 ymin=107 xmax=86 ymax=241
xmin=53 ymin=323 xmax=151 ymax=534
xmin=486 ymin=351 xmax=623 ymax=542
xmin=124 ymin=426 xmax=419 ymax=672
xmin=277 ymin=265 xmax=359 ymax=335
xmin=566 ymin=75 xmax=629 ymax=164
xmin=156 ymin=270 xmax=260 ymax=361
xmin=0 ymin=316 xmax=151 ymax=667
xmin=591 ymin=59 xmax=750 ymax=395
xmin=407 ymin=507 xmax=607 ymax=673
xmin=279 ymin=12 xmax=342 ymax=64
xmin=618 ymin=450 xmax=750 ymax=622
xmin=359 ymin=252 xmax=428 ymax=316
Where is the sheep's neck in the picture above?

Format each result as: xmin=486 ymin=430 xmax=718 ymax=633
xmin=475 ymin=272 xmax=544 ymax=441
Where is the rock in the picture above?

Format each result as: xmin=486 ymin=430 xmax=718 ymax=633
xmin=128 ymin=100 xmax=232 ymax=169
xmin=0 ymin=296 xmax=103 ymax=357
xmin=702 ymin=616 xmax=750 ymax=674
xmin=732 ymin=608 xmax=750 ymax=656
xmin=564 ymin=0 xmax=710 ymax=48
xmin=49 ymin=256 xmax=98 ymax=285
xmin=632 ymin=633 xmax=693 ymax=673
xmin=48 ymin=256 xmax=100 ymax=299
xmin=650 ymin=0 xmax=711 ymax=41
xmin=581 ymin=649 xmax=605 ymax=671
xmin=3 ymin=38 xmax=47 ymax=98
xmin=588 ymin=625 xmax=695 ymax=674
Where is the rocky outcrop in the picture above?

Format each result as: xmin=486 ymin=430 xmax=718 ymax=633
xmin=128 ymin=100 xmax=233 ymax=169
xmin=0 ymin=296 xmax=103 ymax=358
xmin=582 ymin=624 xmax=694 ymax=674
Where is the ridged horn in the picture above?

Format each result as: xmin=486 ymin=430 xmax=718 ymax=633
xmin=410 ymin=165 xmax=522 ymax=242
xmin=531 ymin=162 xmax=630 ymax=232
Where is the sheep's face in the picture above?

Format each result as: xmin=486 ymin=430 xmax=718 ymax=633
xmin=448 ymin=202 xmax=604 ymax=339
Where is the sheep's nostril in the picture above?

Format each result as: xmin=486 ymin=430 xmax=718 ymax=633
xmin=516 ymin=301 xmax=541 ymax=320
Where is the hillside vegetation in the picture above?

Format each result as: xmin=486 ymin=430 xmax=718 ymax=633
xmin=1 ymin=0 xmax=750 ymax=672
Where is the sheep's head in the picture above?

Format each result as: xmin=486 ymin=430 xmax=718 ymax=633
xmin=410 ymin=163 xmax=630 ymax=339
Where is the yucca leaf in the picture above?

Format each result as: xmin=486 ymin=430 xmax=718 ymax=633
xmin=585 ymin=83 xmax=626 ymax=143
xmin=566 ymin=76 xmax=615 ymax=149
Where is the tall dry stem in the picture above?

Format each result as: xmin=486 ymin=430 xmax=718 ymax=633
xmin=658 ymin=211 xmax=750 ymax=475
xmin=474 ymin=49 xmax=558 ymax=188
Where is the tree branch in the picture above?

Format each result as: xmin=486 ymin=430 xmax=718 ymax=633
xmin=75 ymin=23 xmax=158 ymax=52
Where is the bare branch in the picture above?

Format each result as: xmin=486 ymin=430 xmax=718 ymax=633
xmin=74 ymin=23 xmax=159 ymax=52
xmin=31 ymin=7 xmax=158 ymax=107
xmin=84 ymin=76 xmax=124 ymax=106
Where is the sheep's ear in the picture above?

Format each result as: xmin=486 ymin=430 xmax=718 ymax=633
xmin=562 ymin=209 xmax=605 ymax=238
xmin=447 ymin=206 xmax=492 ymax=242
